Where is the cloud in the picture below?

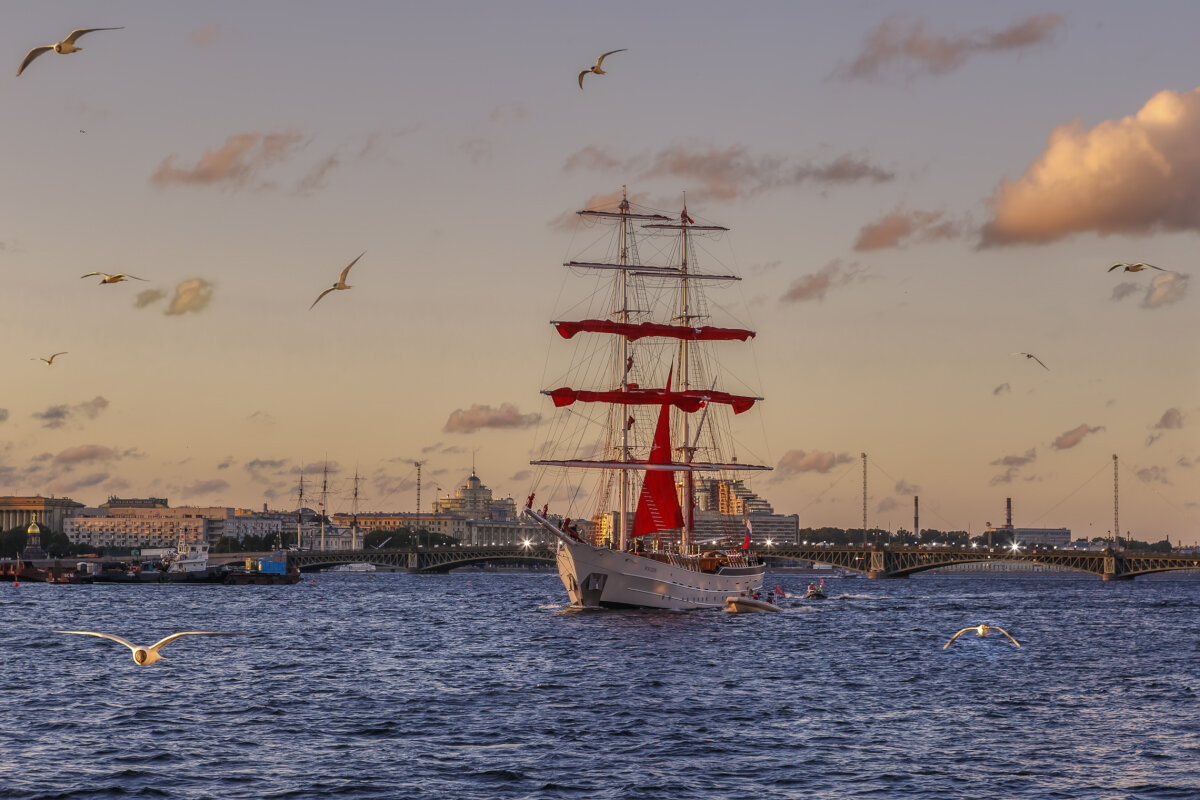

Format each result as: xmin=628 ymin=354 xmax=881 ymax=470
xmin=296 ymin=153 xmax=340 ymax=195
xmin=509 ymin=469 xmax=532 ymax=482
xmin=981 ymin=87 xmax=1200 ymax=246
xmin=245 ymin=458 xmax=288 ymax=480
xmin=1142 ymin=272 xmax=1189 ymax=309
xmin=459 ymin=139 xmax=491 ymax=165
xmin=894 ymin=479 xmax=920 ymax=496
xmin=217 ymin=457 xmax=234 ymax=470
xmin=776 ymin=450 xmax=855 ymax=476
xmin=54 ymin=444 xmax=129 ymax=465
xmin=188 ymin=24 xmax=223 ymax=47
xmin=853 ymin=209 xmax=963 ymax=250
xmin=563 ymin=143 xmax=892 ymax=201
xmin=33 ymin=396 xmax=110 ymax=429
xmin=1136 ymin=466 xmax=1170 ymax=485
xmin=151 ymin=131 xmax=304 ymax=188
xmin=248 ymin=411 xmax=276 ymax=426
xmin=0 ymin=409 xmax=7 ymax=423
xmin=444 ymin=403 xmax=541 ymax=433
xmin=1147 ymin=407 xmax=1184 ymax=446
xmin=1110 ymin=282 xmax=1139 ymax=302
xmin=1051 ymin=424 xmax=1104 ymax=451
xmin=781 ymin=260 xmax=868 ymax=303
xmin=61 ymin=472 xmax=110 ymax=492
xmin=182 ymin=479 xmax=231 ymax=495
xmin=993 ymin=383 xmax=1011 ymax=396
xmin=135 ymin=288 xmax=167 ymax=308
xmin=876 ymin=497 xmax=901 ymax=513
xmin=991 ymin=448 xmax=1037 ymax=468
xmin=164 ymin=278 xmax=214 ymax=316
xmin=837 ymin=13 xmax=1063 ymax=81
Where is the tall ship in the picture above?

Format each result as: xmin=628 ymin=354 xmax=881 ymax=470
xmin=525 ymin=188 xmax=770 ymax=609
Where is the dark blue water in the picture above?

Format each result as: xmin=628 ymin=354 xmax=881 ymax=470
xmin=2 ymin=572 xmax=1198 ymax=799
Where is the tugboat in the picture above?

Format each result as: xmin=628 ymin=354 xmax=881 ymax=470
xmin=525 ymin=189 xmax=769 ymax=609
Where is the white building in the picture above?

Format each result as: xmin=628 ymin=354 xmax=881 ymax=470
xmin=65 ymin=505 xmax=284 ymax=549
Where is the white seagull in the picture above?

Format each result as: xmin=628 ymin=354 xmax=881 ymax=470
xmin=1108 ymin=262 xmax=1164 ymax=273
xmin=944 ymin=624 xmax=1021 ymax=650
xmin=32 ymin=352 xmax=67 ymax=365
xmin=80 ymin=271 xmax=146 ymax=284
xmin=310 ymin=252 xmax=365 ymax=309
xmin=1012 ymin=352 xmax=1049 ymax=371
xmin=55 ymin=630 xmax=234 ymax=665
xmin=17 ymin=27 xmax=124 ymax=77
xmin=578 ymin=49 xmax=626 ymax=89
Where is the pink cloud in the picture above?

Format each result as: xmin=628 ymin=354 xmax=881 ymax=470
xmin=563 ymin=143 xmax=892 ymax=201
xmin=838 ymin=13 xmax=1064 ymax=81
xmin=776 ymin=450 xmax=854 ymax=476
xmin=854 ymin=209 xmax=963 ymax=250
xmin=982 ymin=87 xmax=1200 ymax=246
xmin=781 ymin=260 xmax=867 ymax=303
xmin=152 ymin=131 xmax=304 ymax=188
xmin=444 ymin=403 xmax=541 ymax=433
xmin=188 ymin=24 xmax=223 ymax=48
xmin=1051 ymin=424 xmax=1104 ymax=450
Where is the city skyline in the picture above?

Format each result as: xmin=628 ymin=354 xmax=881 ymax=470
xmin=1 ymin=2 xmax=1196 ymax=543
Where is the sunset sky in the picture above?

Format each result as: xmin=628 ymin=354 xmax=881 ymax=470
xmin=2 ymin=2 xmax=1196 ymax=543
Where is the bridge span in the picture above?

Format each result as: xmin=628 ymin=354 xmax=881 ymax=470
xmin=764 ymin=545 xmax=1200 ymax=581
xmin=284 ymin=544 xmax=1200 ymax=580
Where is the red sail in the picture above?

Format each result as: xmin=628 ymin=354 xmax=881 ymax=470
xmin=555 ymin=320 xmax=755 ymax=343
xmin=547 ymin=387 xmax=757 ymax=415
xmin=632 ymin=372 xmax=683 ymax=537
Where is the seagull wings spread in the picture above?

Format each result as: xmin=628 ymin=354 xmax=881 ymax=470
xmin=148 ymin=631 xmax=230 ymax=653
xmin=310 ymin=287 xmax=336 ymax=309
xmin=55 ymin=630 xmax=138 ymax=652
xmin=992 ymin=626 xmax=1021 ymax=647
xmin=338 ymin=252 xmax=365 ymax=285
xmin=595 ymin=49 xmax=626 ymax=68
xmin=17 ymin=46 xmax=52 ymax=76
xmin=64 ymin=27 xmax=124 ymax=45
xmin=943 ymin=627 xmax=975 ymax=649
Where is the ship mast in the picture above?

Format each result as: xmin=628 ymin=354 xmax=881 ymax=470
xmin=679 ymin=194 xmax=694 ymax=553
xmin=352 ymin=469 xmax=360 ymax=551
xmin=296 ymin=472 xmax=305 ymax=550
xmin=320 ymin=460 xmax=328 ymax=552
xmin=618 ymin=187 xmax=631 ymax=552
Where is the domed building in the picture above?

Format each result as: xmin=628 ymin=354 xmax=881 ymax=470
xmin=20 ymin=514 xmax=48 ymax=561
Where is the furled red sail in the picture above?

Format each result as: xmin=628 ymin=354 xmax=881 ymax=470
xmin=632 ymin=372 xmax=683 ymax=537
xmin=547 ymin=386 xmax=758 ymax=415
xmin=554 ymin=319 xmax=755 ymax=343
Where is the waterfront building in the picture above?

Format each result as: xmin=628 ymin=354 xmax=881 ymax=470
xmin=432 ymin=471 xmax=517 ymax=520
xmin=985 ymin=524 xmax=1071 ymax=548
xmin=0 ymin=496 xmax=85 ymax=532
xmin=462 ymin=518 xmax=555 ymax=547
xmin=20 ymin=515 xmax=47 ymax=560
xmin=100 ymin=497 xmax=168 ymax=509
xmin=65 ymin=504 xmax=284 ymax=549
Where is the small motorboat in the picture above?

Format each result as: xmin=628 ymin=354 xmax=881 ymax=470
xmin=724 ymin=593 xmax=783 ymax=613
xmin=802 ymin=580 xmax=827 ymax=600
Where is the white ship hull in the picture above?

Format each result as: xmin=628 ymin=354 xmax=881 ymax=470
xmin=531 ymin=511 xmax=763 ymax=609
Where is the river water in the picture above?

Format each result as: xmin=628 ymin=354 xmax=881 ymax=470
xmin=1 ymin=571 xmax=1198 ymax=799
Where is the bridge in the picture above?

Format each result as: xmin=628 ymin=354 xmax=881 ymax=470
xmin=282 ymin=544 xmax=1200 ymax=580
xmin=286 ymin=545 xmax=557 ymax=574
xmin=763 ymin=545 xmax=1200 ymax=581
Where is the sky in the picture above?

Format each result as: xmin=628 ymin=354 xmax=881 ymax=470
xmin=1 ymin=1 xmax=1196 ymax=543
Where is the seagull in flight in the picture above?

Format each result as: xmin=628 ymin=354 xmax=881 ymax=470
xmin=32 ymin=352 xmax=67 ymax=366
xmin=578 ymin=49 xmax=626 ymax=89
xmin=1108 ymin=262 xmax=1164 ymax=273
xmin=55 ymin=630 xmax=235 ymax=665
xmin=80 ymin=272 xmax=146 ymax=284
xmin=17 ymin=27 xmax=123 ymax=77
xmin=944 ymin=624 xmax=1021 ymax=650
xmin=1012 ymin=352 xmax=1049 ymax=371
xmin=310 ymin=252 xmax=364 ymax=309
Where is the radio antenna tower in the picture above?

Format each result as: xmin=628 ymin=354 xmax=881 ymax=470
xmin=1113 ymin=453 xmax=1119 ymax=549
xmin=861 ymin=452 xmax=868 ymax=546
xmin=414 ymin=461 xmax=425 ymax=515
